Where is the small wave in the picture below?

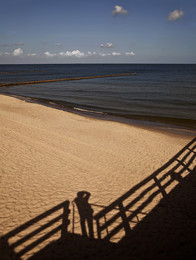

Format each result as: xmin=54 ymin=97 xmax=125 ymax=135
xmin=73 ymin=107 xmax=105 ymax=115
xmin=6 ymin=94 xmax=196 ymax=136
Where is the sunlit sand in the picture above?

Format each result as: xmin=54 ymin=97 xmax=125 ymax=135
xmin=0 ymin=94 xmax=195 ymax=259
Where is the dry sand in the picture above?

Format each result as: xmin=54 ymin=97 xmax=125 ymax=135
xmin=0 ymin=94 xmax=195 ymax=259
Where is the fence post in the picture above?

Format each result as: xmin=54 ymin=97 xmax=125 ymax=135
xmin=118 ymin=201 xmax=131 ymax=236
xmin=61 ymin=201 xmax=70 ymax=238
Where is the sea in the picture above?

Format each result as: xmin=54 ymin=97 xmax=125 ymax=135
xmin=0 ymin=64 xmax=196 ymax=134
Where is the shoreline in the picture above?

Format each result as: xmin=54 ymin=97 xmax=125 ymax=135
xmin=0 ymin=93 xmax=195 ymax=259
xmin=4 ymin=93 xmax=196 ymax=137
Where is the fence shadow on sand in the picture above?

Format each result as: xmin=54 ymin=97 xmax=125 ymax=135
xmin=1 ymin=138 xmax=196 ymax=259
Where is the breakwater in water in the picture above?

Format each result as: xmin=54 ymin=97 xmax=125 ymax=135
xmin=0 ymin=73 xmax=136 ymax=87
xmin=0 ymin=63 xmax=195 ymax=131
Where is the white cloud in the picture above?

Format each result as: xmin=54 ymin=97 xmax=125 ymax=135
xmin=44 ymin=51 xmax=56 ymax=57
xmin=27 ymin=53 xmax=37 ymax=57
xmin=99 ymin=53 xmax=111 ymax=57
xmin=0 ymin=48 xmax=136 ymax=60
xmin=112 ymin=5 xmax=128 ymax=16
xmin=100 ymin=43 xmax=114 ymax=48
xmin=87 ymin=51 xmax=97 ymax=56
xmin=1 ymin=50 xmax=37 ymax=57
xmin=112 ymin=52 xmax=121 ymax=56
xmin=99 ymin=52 xmax=110 ymax=57
xmin=59 ymin=52 xmax=67 ymax=57
xmin=168 ymin=9 xmax=184 ymax=21
xmin=125 ymin=51 xmax=135 ymax=56
xmin=2 ymin=48 xmax=24 ymax=56
xmin=99 ymin=52 xmax=121 ymax=57
xmin=59 ymin=50 xmax=85 ymax=58
xmin=13 ymin=48 xmax=23 ymax=56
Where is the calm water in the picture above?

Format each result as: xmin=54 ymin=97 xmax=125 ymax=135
xmin=0 ymin=64 xmax=196 ymax=130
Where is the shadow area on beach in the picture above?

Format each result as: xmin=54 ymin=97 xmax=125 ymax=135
xmin=1 ymin=138 xmax=196 ymax=259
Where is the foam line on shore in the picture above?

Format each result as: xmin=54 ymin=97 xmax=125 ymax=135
xmin=8 ymin=94 xmax=196 ymax=137
xmin=0 ymin=94 xmax=195 ymax=259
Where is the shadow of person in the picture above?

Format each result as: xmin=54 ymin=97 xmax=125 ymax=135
xmin=74 ymin=191 xmax=94 ymax=239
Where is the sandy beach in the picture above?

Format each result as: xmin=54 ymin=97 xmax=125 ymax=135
xmin=0 ymin=94 xmax=195 ymax=259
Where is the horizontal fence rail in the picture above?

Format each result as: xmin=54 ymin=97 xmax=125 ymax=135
xmin=1 ymin=201 xmax=70 ymax=259
xmin=1 ymin=138 xmax=195 ymax=259
xmin=94 ymin=138 xmax=196 ymax=241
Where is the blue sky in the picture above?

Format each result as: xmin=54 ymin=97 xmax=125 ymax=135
xmin=0 ymin=0 xmax=195 ymax=63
